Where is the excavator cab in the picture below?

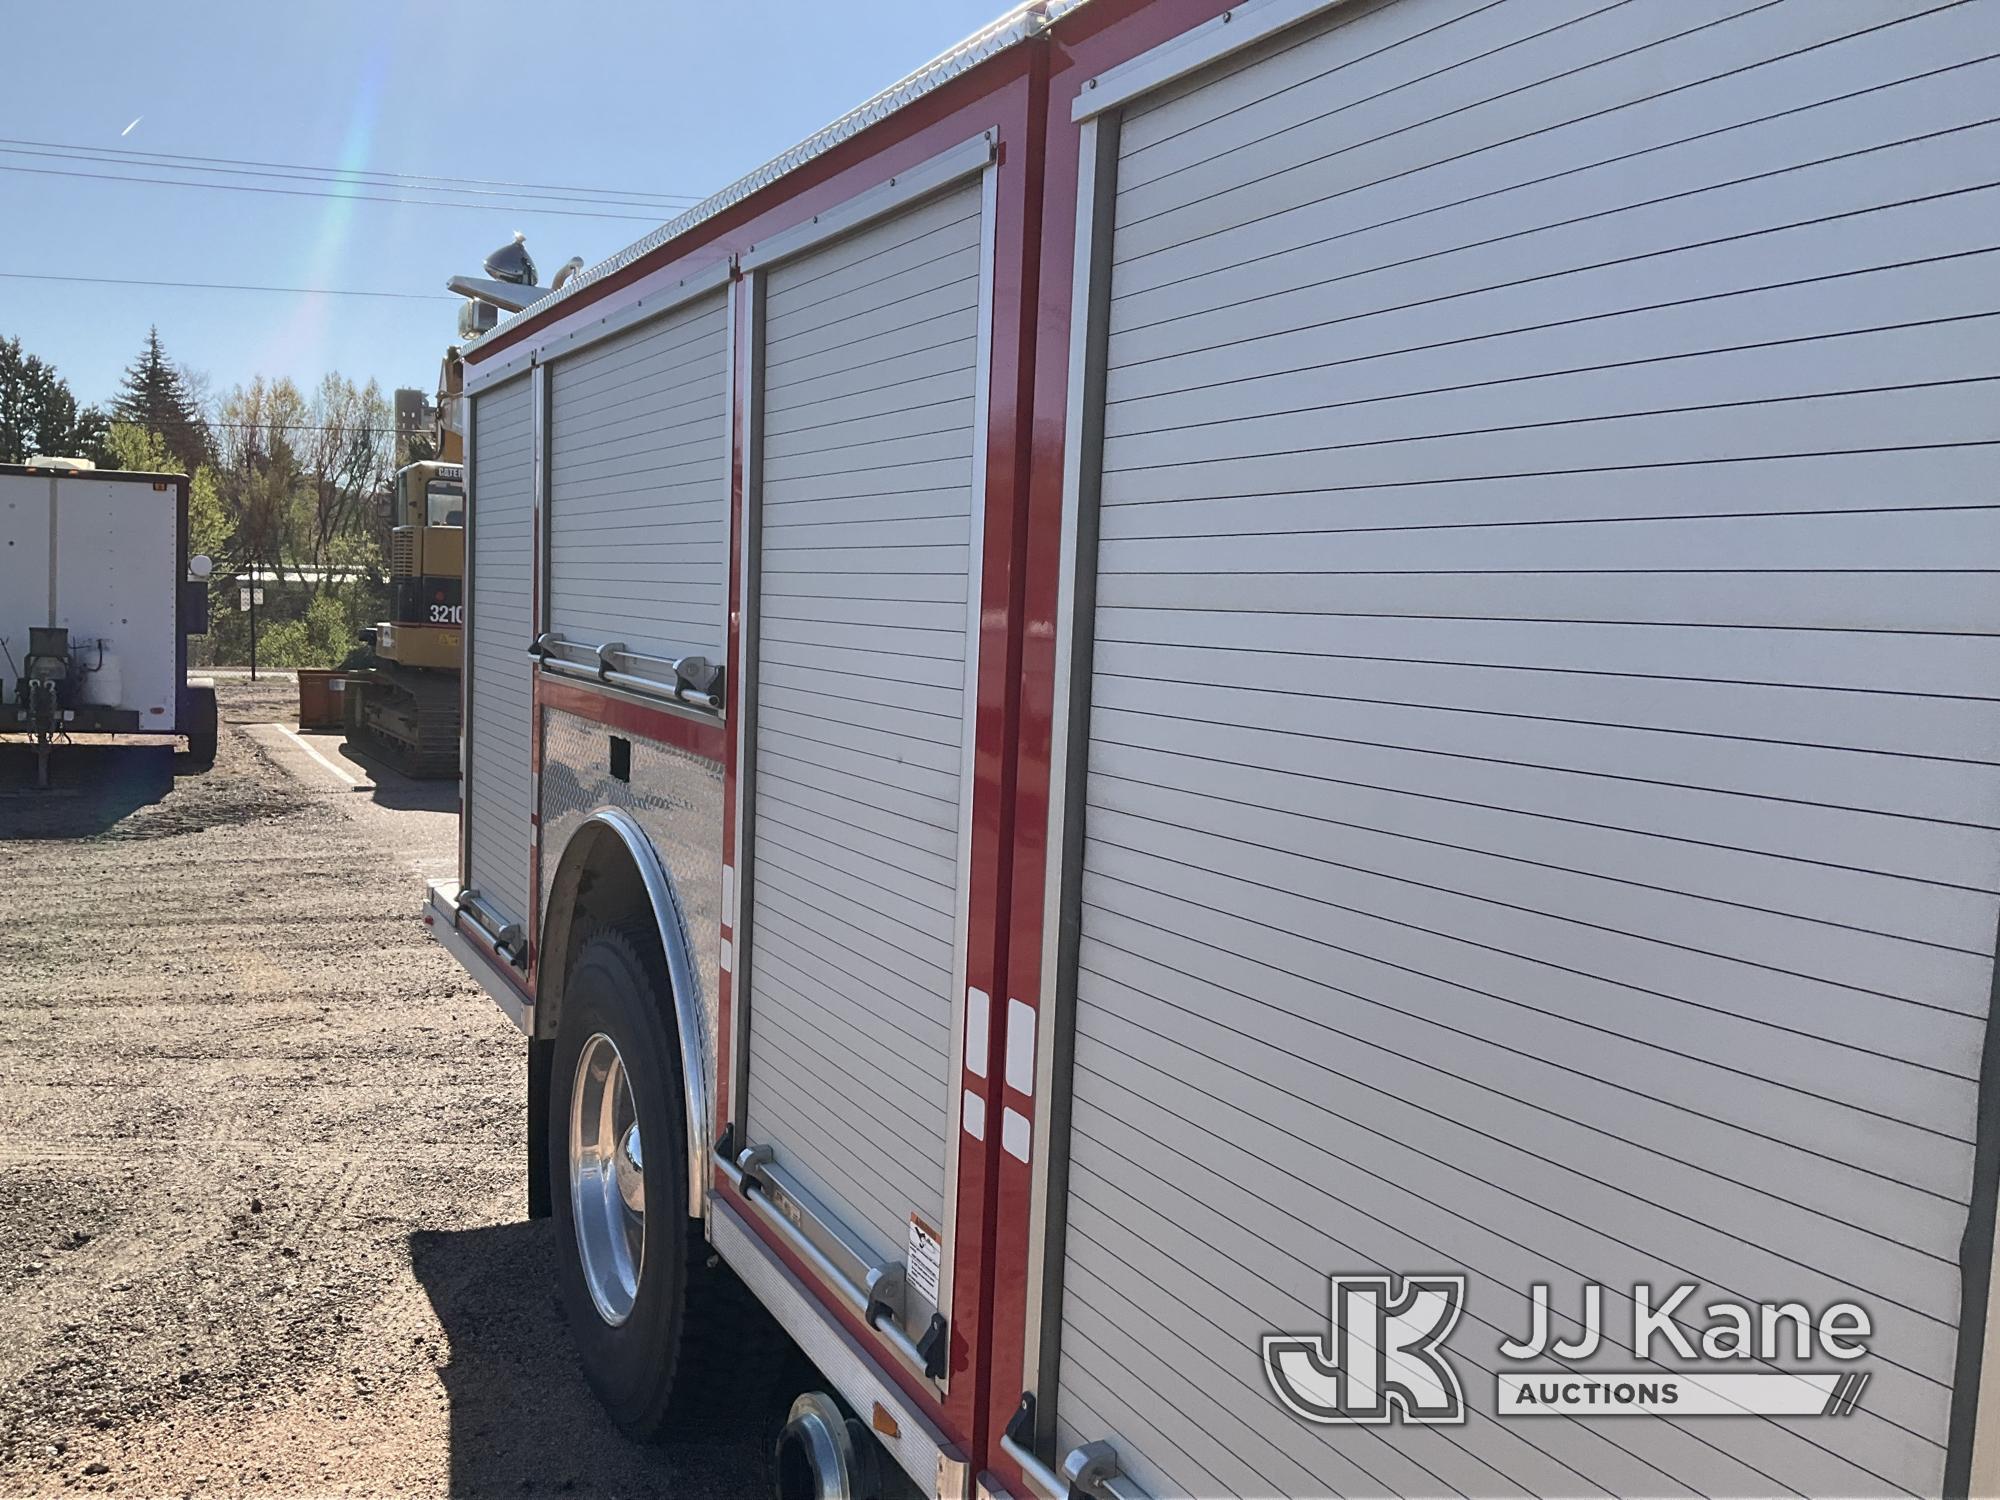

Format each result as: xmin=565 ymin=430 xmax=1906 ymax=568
xmin=382 ymin=461 xmax=465 ymax=669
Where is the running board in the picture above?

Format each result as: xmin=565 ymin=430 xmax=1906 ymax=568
xmin=457 ymin=885 xmax=527 ymax=966
xmin=425 ymin=881 xmax=534 ymax=1034
xmin=719 ymin=1140 xmax=948 ymax=1383
xmin=711 ymin=1197 xmax=970 ymax=1500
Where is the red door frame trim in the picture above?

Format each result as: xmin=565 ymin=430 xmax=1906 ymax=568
xmin=980 ymin=3 xmax=1240 ymax=1493
xmin=704 ymin=44 xmax=1047 ymax=1470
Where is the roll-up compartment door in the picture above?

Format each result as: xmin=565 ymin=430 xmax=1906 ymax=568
xmin=739 ymin=178 xmax=987 ymax=1347
xmin=1044 ymin=2 xmax=2000 ymax=1496
xmin=465 ymin=374 xmax=536 ymax=929
xmin=546 ymin=291 xmax=731 ymax=664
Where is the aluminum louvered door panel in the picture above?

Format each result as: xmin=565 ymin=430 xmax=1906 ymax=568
xmin=1052 ymin=2 xmax=2000 ymax=1497
xmin=744 ymin=182 xmax=984 ymax=1268
xmin=465 ymin=375 xmax=535 ymax=927
xmin=547 ymin=291 xmax=730 ymax=663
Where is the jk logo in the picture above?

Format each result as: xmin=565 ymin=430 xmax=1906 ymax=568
xmin=1264 ymin=1274 xmax=1467 ymax=1425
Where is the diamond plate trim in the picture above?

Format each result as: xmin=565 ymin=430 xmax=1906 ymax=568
xmin=476 ymin=0 xmax=1090 ymax=338
xmin=539 ymin=706 xmax=725 ymax=1080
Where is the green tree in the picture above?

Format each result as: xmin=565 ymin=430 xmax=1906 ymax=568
xmin=188 ymin=464 xmax=226 ymax=560
xmin=113 ymin=326 xmax=209 ymax=474
xmin=0 ymin=336 xmax=109 ymax=463
xmin=199 ymin=371 xmax=393 ymax=666
xmin=213 ymin=375 xmax=304 ymax=585
xmin=100 ymin=420 xmax=170 ymax=473
xmin=215 ymin=373 xmax=391 ymax=599
xmin=104 ymin=420 xmax=227 ymax=558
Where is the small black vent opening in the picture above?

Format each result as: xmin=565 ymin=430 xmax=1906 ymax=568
xmin=609 ymin=735 xmax=631 ymax=783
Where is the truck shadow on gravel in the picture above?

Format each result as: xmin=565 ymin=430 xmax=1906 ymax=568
xmin=411 ymin=1221 xmax=783 ymax=1499
xmin=0 ymin=734 xmax=302 ymax=840
xmin=0 ymin=744 xmax=175 ymax=838
xmin=336 ymin=739 xmax=461 ymax=813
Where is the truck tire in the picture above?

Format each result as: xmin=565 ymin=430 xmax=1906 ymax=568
xmin=182 ymin=685 xmax=218 ymax=769
xmin=550 ymin=924 xmax=785 ymax=1439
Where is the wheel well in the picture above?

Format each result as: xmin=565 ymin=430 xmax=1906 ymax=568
xmin=535 ymin=814 xmax=713 ymax=1222
xmin=537 ymin=821 xmax=663 ymax=1045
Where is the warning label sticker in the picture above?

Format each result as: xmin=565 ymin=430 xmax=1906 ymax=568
xmin=907 ymin=1214 xmax=943 ymax=1307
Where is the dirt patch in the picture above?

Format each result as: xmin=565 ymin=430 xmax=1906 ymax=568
xmin=0 ymin=681 xmax=777 ymax=1497
xmin=212 ymin=675 xmax=302 ymax=729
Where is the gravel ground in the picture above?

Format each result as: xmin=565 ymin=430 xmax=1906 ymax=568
xmin=0 ymin=683 xmax=775 ymax=1497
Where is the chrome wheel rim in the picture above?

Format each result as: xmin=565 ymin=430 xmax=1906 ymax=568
xmin=570 ymin=1031 xmax=645 ymax=1326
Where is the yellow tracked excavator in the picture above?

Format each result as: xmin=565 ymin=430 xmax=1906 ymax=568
xmin=341 ymin=453 xmax=466 ymax=777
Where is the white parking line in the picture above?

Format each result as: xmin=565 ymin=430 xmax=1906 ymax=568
xmin=277 ymin=725 xmax=364 ymax=788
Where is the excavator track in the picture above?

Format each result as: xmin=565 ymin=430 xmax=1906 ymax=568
xmin=343 ymin=667 xmax=459 ymax=779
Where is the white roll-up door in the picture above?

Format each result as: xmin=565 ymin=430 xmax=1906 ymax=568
xmin=1050 ymin=2 xmax=2000 ymax=1496
xmin=742 ymin=179 xmax=987 ymax=1281
xmin=546 ymin=291 xmax=730 ymax=664
xmin=465 ymin=374 xmax=536 ymax=928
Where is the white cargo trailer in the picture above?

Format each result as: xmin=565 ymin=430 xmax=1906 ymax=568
xmin=0 ymin=461 xmax=216 ymax=782
xmin=428 ymin=1 xmax=2000 ymax=1495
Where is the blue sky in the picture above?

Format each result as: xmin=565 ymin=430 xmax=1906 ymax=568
xmin=4 ymin=0 xmax=1005 ymax=412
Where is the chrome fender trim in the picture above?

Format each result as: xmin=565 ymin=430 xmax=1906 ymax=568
xmin=542 ymin=806 xmax=713 ymax=1219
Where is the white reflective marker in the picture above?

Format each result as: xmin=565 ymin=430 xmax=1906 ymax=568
xmin=1005 ymin=998 xmax=1035 ymax=1095
xmin=964 ymin=986 xmax=990 ymax=1077
xmin=1002 ymin=1107 xmax=1030 ymax=1163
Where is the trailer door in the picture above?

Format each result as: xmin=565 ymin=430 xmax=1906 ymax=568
xmin=53 ymin=477 xmax=178 ymax=721
xmin=0 ymin=474 xmax=53 ymax=710
xmin=735 ymin=168 xmax=992 ymax=1369
xmin=463 ymin=374 xmax=537 ymax=937
xmin=1030 ymin=2 xmax=2000 ymax=1496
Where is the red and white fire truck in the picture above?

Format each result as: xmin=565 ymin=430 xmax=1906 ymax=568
xmin=427 ymin=0 xmax=2000 ymax=1494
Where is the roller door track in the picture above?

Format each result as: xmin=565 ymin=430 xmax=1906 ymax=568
xmin=743 ymin=180 xmax=987 ymax=1294
xmin=465 ymin=375 xmax=536 ymax=927
xmin=1050 ymin=0 xmax=2000 ymax=1495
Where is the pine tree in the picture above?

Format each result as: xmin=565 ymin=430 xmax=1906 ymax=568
xmin=113 ymin=326 xmax=209 ymax=474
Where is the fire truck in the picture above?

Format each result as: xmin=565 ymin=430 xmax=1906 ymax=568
xmin=426 ymin=1 xmax=2000 ymax=1495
